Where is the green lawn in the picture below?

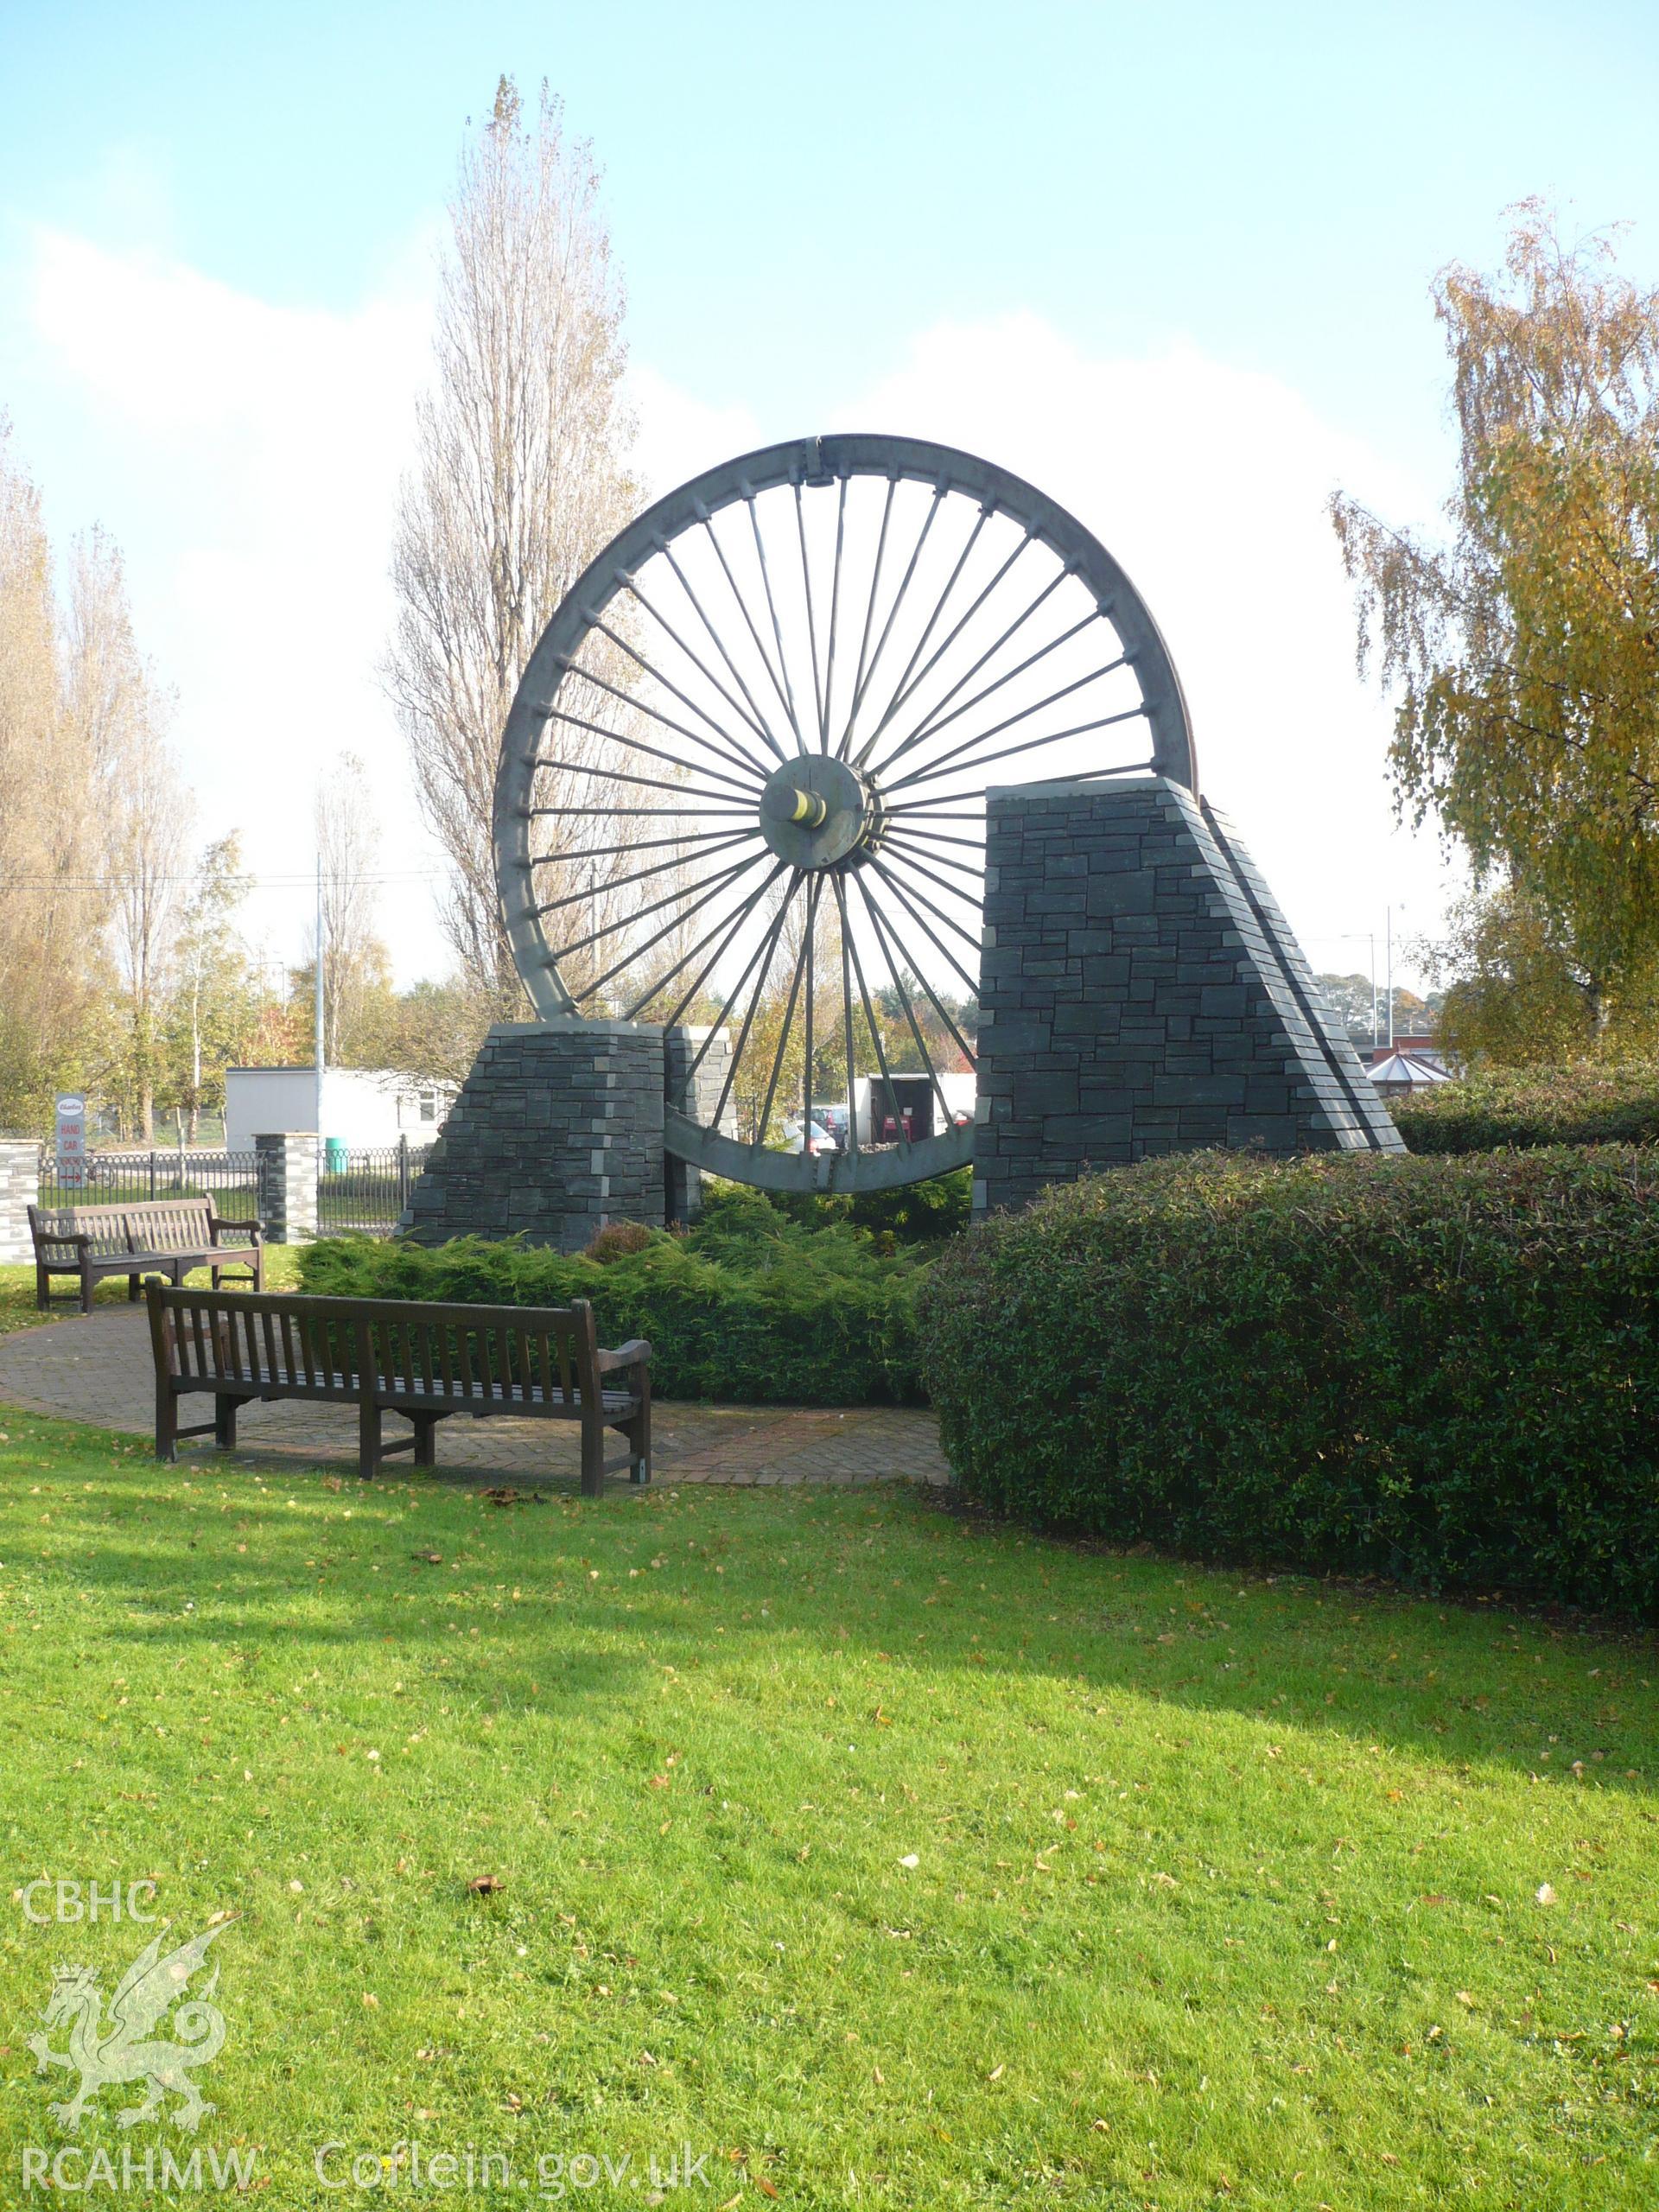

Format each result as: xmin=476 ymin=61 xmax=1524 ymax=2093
xmin=0 ymin=1252 xmax=305 ymax=1341
xmin=1 ymin=1391 xmax=1656 ymax=2206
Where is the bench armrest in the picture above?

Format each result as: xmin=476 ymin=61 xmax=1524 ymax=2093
xmin=595 ymin=1338 xmax=652 ymax=1374
xmin=210 ymin=1218 xmax=264 ymax=1243
xmin=35 ymin=1230 xmax=92 ymax=1255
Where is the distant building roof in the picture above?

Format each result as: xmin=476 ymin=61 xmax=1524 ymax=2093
xmin=1369 ymin=1050 xmax=1452 ymax=1090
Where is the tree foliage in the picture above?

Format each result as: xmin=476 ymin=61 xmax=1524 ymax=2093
xmin=386 ymin=77 xmax=637 ymax=1006
xmin=1332 ymin=205 xmax=1659 ymax=1043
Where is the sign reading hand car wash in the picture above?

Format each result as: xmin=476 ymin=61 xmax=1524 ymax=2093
xmin=54 ymin=1092 xmax=87 ymax=1190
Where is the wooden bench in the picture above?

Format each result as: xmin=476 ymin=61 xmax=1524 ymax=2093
xmin=144 ymin=1281 xmax=652 ymax=1495
xmin=29 ymin=1199 xmax=264 ymax=1315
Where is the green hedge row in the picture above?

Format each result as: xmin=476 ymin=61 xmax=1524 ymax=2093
xmin=298 ymin=1188 xmax=925 ymax=1406
xmin=917 ymin=1147 xmax=1659 ymax=1614
xmin=762 ymin=1166 xmax=973 ymax=1246
xmin=1394 ymin=1062 xmax=1659 ymax=1153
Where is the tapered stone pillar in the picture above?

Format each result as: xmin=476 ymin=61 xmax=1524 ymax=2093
xmin=973 ymin=777 xmax=1402 ymax=1216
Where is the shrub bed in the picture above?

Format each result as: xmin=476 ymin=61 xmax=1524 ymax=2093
xmin=1395 ymin=1061 xmax=1659 ymax=1153
xmin=764 ymin=1166 xmax=973 ymax=1246
xmin=918 ymin=1146 xmax=1659 ymax=1613
xmin=298 ymin=1187 xmax=926 ymax=1406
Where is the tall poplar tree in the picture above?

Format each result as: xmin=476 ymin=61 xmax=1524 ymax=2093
xmin=1332 ymin=205 xmax=1659 ymax=1051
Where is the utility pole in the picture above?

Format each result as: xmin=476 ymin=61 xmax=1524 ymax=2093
xmin=315 ymin=853 xmax=326 ymax=1145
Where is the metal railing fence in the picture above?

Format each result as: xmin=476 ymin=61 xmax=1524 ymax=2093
xmin=36 ymin=1139 xmax=434 ymax=1240
xmin=35 ymin=1146 xmax=263 ymax=1216
xmin=317 ymin=1140 xmax=434 ymax=1236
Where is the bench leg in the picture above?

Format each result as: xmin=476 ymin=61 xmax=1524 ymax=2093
xmin=580 ymin=1413 xmax=605 ymax=1499
xmin=214 ymin=1395 xmax=245 ymax=1450
xmin=80 ymin=1265 xmax=93 ymax=1317
xmin=625 ymin=1389 xmax=652 ymax=1486
xmin=128 ymin=1273 xmax=142 ymax=1302
xmin=412 ymin=1413 xmax=438 ymax=1469
xmin=156 ymin=1381 xmax=178 ymax=1465
xmin=359 ymin=1400 xmax=381 ymax=1480
xmin=35 ymin=1266 xmax=49 ymax=1312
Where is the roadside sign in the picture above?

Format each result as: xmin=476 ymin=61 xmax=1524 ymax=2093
xmin=55 ymin=1091 xmax=87 ymax=1190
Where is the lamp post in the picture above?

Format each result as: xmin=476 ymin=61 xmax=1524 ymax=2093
xmin=315 ymin=854 xmax=326 ymax=1147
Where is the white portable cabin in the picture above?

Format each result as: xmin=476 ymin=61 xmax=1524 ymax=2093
xmin=223 ymin=1067 xmax=454 ymax=1154
xmin=849 ymin=1070 xmax=975 ymax=1147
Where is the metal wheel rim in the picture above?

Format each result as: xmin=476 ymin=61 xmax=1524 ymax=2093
xmin=494 ymin=432 xmax=1196 ymax=1192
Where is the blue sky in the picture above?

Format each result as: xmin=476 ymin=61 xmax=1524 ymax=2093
xmin=3 ymin=0 xmax=1656 ymax=985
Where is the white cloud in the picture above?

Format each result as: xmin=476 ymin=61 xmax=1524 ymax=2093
xmin=26 ymin=226 xmax=450 ymax=979
xmin=22 ymin=245 xmax=1452 ymax=1003
xmin=846 ymin=315 xmax=1458 ymax=989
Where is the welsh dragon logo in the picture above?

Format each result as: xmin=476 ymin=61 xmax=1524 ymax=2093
xmin=28 ymin=1918 xmax=233 ymax=2133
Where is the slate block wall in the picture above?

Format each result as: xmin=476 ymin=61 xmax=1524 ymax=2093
xmin=255 ymin=1133 xmax=321 ymax=1243
xmin=403 ymin=1020 xmax=665 ymax=1250
xmin=664 ymin=1026 xmax=735 ymax=1224
xmin=0 ymin=1139 xmax=35 ymax=1262
xmin=974 ymin=777 xmax=1402 ymax=1216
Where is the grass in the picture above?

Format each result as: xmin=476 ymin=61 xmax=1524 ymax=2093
xmin=0 ymin=1252 xmax=305 ymax=1342
xmin=1 ymin=1398 xmax=1656 ymax=2206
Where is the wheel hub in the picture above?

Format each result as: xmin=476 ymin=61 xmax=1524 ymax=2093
xmin=758 ymin=754 xmax=877 ymax=868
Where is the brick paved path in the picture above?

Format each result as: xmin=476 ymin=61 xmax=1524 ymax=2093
xmin=0 ymin=1308 xmax=950 ymax=1491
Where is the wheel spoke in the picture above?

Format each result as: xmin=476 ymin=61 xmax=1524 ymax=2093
xmin=584 ymin=611 xmax=776 ymax=779
xmin=746 ymin=497 xmax=805 ymax=747
xmin=802 ymin=868 xmax=817 ymax=1149
xmin=886 ymin=700 xmax=1150 ymax=795
xmin=696 ymin=518 xmax=799 ymax=759
xmin=844 ymin=477 xmax=897 ymax=751
xmin=878 ymin=828 xmax=985 ymax=892
xmin=525 ymin=824 xmax=761 ymax=861
xmin=878 ymin=609 xmax=1111 ymax=772
xmin=635 ymin=857 xmax=791 ymax=1027
xmin=553 ymin=847 xmax=766 ymax=969
xmin=621 ymin=576 xmax=783 ymax=760
xmin=836 ymin=874 xmax=859 ymax=1160
xmin=868 ymin=844 xmax=985 ymax=957
xmin=849 ymin=529 xmax=1035 ymax=766
xmin=534 ymin=743 xmax=758 ymax=809
xmin=575 ymin=849 xmax=777 ymax=1009
xmin=536 ymin=661 xmax=764 ymax=781
xmin=842 ymin=486 xmax=944 ymax=741
xmin=526 ymin=828 xmax=758 ymax=919
xmin=839 ymin=874 xmax=908 ymax=1149
xmin=710 ymin=882 xmax=799 ymax=1134
xmin=536 ymin=702 xmax=761 ymax=795
xmin=876 ymin=818 xmax=985 ymax=854
xmin=759 ymin=874 xmax=820 ymax=1143
xmin=854 ymin=874 xmax=959 ymax=1128
xmin=794 ymin=482 xmax=828 ymax=754
xmin=535 ymin=802 xmax=758 ymax=818
xmin=866 ymin=854 xmax=983 ymax=1005
xmin=858 ymin=502 xmax=990 ymax=760
xmin=821 ymin=476 xmax=849 ymax=755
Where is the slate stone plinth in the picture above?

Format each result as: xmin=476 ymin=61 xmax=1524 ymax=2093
xmin=973 ymin=778 xmax=1402 ymax=1216
xmin=403 ymin=1020 xmax=667 ymax=1250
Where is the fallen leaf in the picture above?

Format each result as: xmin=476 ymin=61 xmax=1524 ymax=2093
xmin=1535 ymin=1883 xmax=1557 ymax=1906
xmin=898 ymin=1853 xmax=919 ymax=1869
xmin=467 ymin=1876 xmax=504 ymax=1896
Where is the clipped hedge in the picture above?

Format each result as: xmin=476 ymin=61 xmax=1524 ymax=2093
xmin=1395 ymin=1061 xmax=1659 ymax=1154
xmin=918 ymin=1147 xmax=1659 ymax=1613
xmin=764 ymin=1166 xmax=973 ymax=1246
xmin=298 ymin=1187 xmax=925 ymax=1406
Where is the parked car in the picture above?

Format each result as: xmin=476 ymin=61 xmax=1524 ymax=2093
xmin=782 ymin=1116 xmax=838 ymax=1155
